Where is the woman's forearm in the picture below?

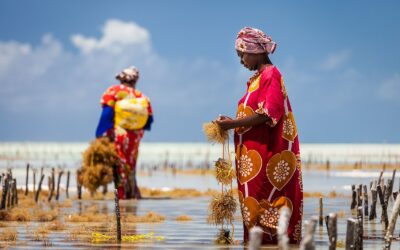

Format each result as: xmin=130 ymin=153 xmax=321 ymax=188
xmin=221 ymin=114 xmax=270 ymax=130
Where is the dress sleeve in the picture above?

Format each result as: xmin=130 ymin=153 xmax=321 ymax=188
xmin=100 ymin=86 xmax=117 ymax=108
xmin=144 ymin=98 xmax=154 ymax=131
xmin=255 ymin=71 xmax=285 ymax=127
xmin=95 ymin=106 xmax=115 ymax=138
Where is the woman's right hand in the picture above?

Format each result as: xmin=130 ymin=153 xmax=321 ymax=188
xmin=214 ymin=115 xmax=235 ymax=130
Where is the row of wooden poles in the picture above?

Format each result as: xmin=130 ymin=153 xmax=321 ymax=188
xmin=0 ymin=164 xmax=72 ymax=208
xmin=247 ymin=169 xmax=400 ymax=250
xmin=0 ymin=164 xmax=123 ymax=245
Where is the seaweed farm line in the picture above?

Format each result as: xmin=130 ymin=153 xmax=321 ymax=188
xmin=0 ymin=142 xmax=400 ymax=249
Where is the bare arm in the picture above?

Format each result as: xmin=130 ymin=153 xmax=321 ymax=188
xmin=215 ymin=114 xmax=270 ymax=130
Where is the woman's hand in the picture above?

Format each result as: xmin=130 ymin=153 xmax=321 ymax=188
xmin=215 ymin=115 xmax=235 ymax=130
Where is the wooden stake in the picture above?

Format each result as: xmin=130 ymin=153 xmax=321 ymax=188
xmin=377 ymin=185 xmax=389 ymax=229
xmin=357 ymin=185 xmax=362 ymax=208
xmin=384 ymin=194 xmax=400 ymax=249
xmin=55 ymin=170 xmax=63 ymax=201
xmin=25 ymin=163 xmax=29 ymax=196
xmin=66 ymin=171 xmax=70 ymax=199
xmin=32 ymin=168 xmax=37 ymax=194
xmin=76 ymin=169 xmax=82 ymax=200
xmin=48 ymin=168 xmax=55 ymax=202
xmin=345 ymin=218 xmax=360 ymax=250
xmin=0 ymin=177 xmax=8 ymax=209
xmin=249 ymin=226 xmax=263 ymax=250
xmin=13 ymin=178 xmax=18 ymax=205
xmin=278 ymin=207 xmax=290 ymax=250
xmin=299 ymin=217 xmax=317 ymax=250
xmin=114 ymin=189 xmax=122 ymax=243
xmin=385 ymin=179 xmax=393 ymax=208
xmin=327 ymin=213 xmax=337 ymax=250
xmin=378 ymin=169 xmax=384 ymax=186
xmin=363 ymin=185 xmax=368 ymax=217
xmin=319 ymin=197 xmax=324 ymax=226
xmin=357 ymin=206 xmax=363 ymax=248
xmin=35 ymin=174 xmax=45 ymax=203
xmin=351 ymin=185 xmax=357 ymax=209
xmin=369 ymin=180 xmax=377 ymax=220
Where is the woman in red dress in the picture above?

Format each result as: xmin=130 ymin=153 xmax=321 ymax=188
xmin=96 ymin=66 xmax=153 ymax=199
xmin=216 ymin=27 xmax=303 ymax=244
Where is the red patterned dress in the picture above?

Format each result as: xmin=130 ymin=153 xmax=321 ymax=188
xmin=234 ymin=66 xmax=303 ymax=244
xmin=101 ymin=84 xmax=153 ymax=199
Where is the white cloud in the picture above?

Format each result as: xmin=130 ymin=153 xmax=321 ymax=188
xmin=378 ymin=74 xmax=400 ymax=102
xmin=0 ymin=19 xmax=239 ymax=141
xmin=320 ymin=50 xmax=351 ymax=70
xmin=71 ymin=19 xmax=150 ymax=54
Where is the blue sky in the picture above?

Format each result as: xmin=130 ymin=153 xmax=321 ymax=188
xmin=0 ymin=0 xmax=399 ymax=143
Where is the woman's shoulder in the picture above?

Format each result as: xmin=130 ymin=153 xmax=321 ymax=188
xmin=260 ymin=65 xmax=282 ymax=86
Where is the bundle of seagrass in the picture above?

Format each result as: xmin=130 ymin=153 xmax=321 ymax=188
xmin=215 ymin=158 xmax=235 ymax=185
xmin=203 ymin=122 xmax=229 ymax=144
xmin=208 ymin=192 xmax=237 ymax=226
xmin=78 ymin=137 xmax=119 ymax=193
xmin=203 ymin=120 xmax=237 ymax=244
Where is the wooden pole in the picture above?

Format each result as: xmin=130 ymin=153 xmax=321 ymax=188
xmin=278 ymin=207 xmax=290 ymax=250
xmin=327 ymin=213 xmax=337 ymax=250
xmin=378 ymin=169 xmax=384 ymax=186
xmin=249 ymin=226 xmax=263 ymax=250
xmin=32 ymin=168 xmax=36 ymax=194
xmin=0 ymin=177 xmax=8 ymax=209
xmin=48 ymin=168 xmax=55 ymax=202
xmin=34 ymin=174 xmax=45 ymax=203
xmin=25 ymin=163 xmax=29 ymax=196
xmin=357 ymin=206 xmax=363 ymax=249
xmin=369 ymin=180 xmax=377 ymax=220
xmin=319 ymin=197 xmax=324 ymax=226
xmin=351 ymin=185 xmax=357 ymax=209
xmin=377 ymin=185 xmax=389 ymax=229
xmin=66 ymin=171 xmax=70 ymax=199
xmin=385 ymin=179 xmax=393 ymax=208
xmin=363 ymin=185 xmax=368 ymax=217
xmin=114 ymin=189 xmax=122 ymax=243
xmin=76 ymin=169 xmax=82 ymax=200
xmin=384 ymin=195 xmax=400 ymax=249
xmin=55 ymin=170 xmax=63 ymax=201
xmin=299 ymin=217 xmax=317 ymax=250
xmin=357 ymin=185 xmax=362 ymax=208
xmin=345 ymin=218 xmax=360 ymax=250
xmin=13 ymin=178 xmax=18 ymax=205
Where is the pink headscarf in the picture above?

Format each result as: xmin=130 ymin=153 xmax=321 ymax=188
xmin=235 ymin=27 xmax=277 ymax=54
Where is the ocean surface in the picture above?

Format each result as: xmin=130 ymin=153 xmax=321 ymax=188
xmin=0 ymin=142 xmax=399 ymax=249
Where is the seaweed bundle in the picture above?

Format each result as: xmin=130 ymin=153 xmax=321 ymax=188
xmin=203 ymin=122 xmax=229 ymax=144
xmin=78 ymin=137 xmax=119 ymax=193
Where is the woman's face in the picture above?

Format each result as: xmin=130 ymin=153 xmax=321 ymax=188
xmin=237 ymin=50 xmax=265 ymax=71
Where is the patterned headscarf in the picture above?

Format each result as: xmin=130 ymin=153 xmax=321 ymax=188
xmin=235 ymin=27 xmax=277 ymax=54
xmin=116 ymin=66 xmax=139 ymax=82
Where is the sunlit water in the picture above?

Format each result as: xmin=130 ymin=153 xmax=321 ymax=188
xmin=0 ymin=142 xmax=399 ymax=249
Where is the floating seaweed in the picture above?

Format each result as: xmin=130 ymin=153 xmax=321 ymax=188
xmin=203 ymin=122 xmax=228 ymax=144
xmin=176 ymin=215 xmax=192 ymax=221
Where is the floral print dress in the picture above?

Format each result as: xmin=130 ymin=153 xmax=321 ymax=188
xmin=101 ymin=84 xmax=153 ymax=199
xmin=234 ymin=66 xmax=303 ymax=244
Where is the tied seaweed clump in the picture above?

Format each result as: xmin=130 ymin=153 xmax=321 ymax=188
xmin=78 ymin=137 xmax=120 ymax=193
xmin=215 ymin=158 xmax=235 ymax=185
xmin=208 ymin=193 xmax=237 ymax=226
xmin=203 ymin=122 xmax=228 ymax=144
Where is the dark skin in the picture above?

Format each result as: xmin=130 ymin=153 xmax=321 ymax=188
xmin=215 ymin=50 xmax=273 ymax=130
xmin=121 ymin=78 xmax=138 ymax=89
